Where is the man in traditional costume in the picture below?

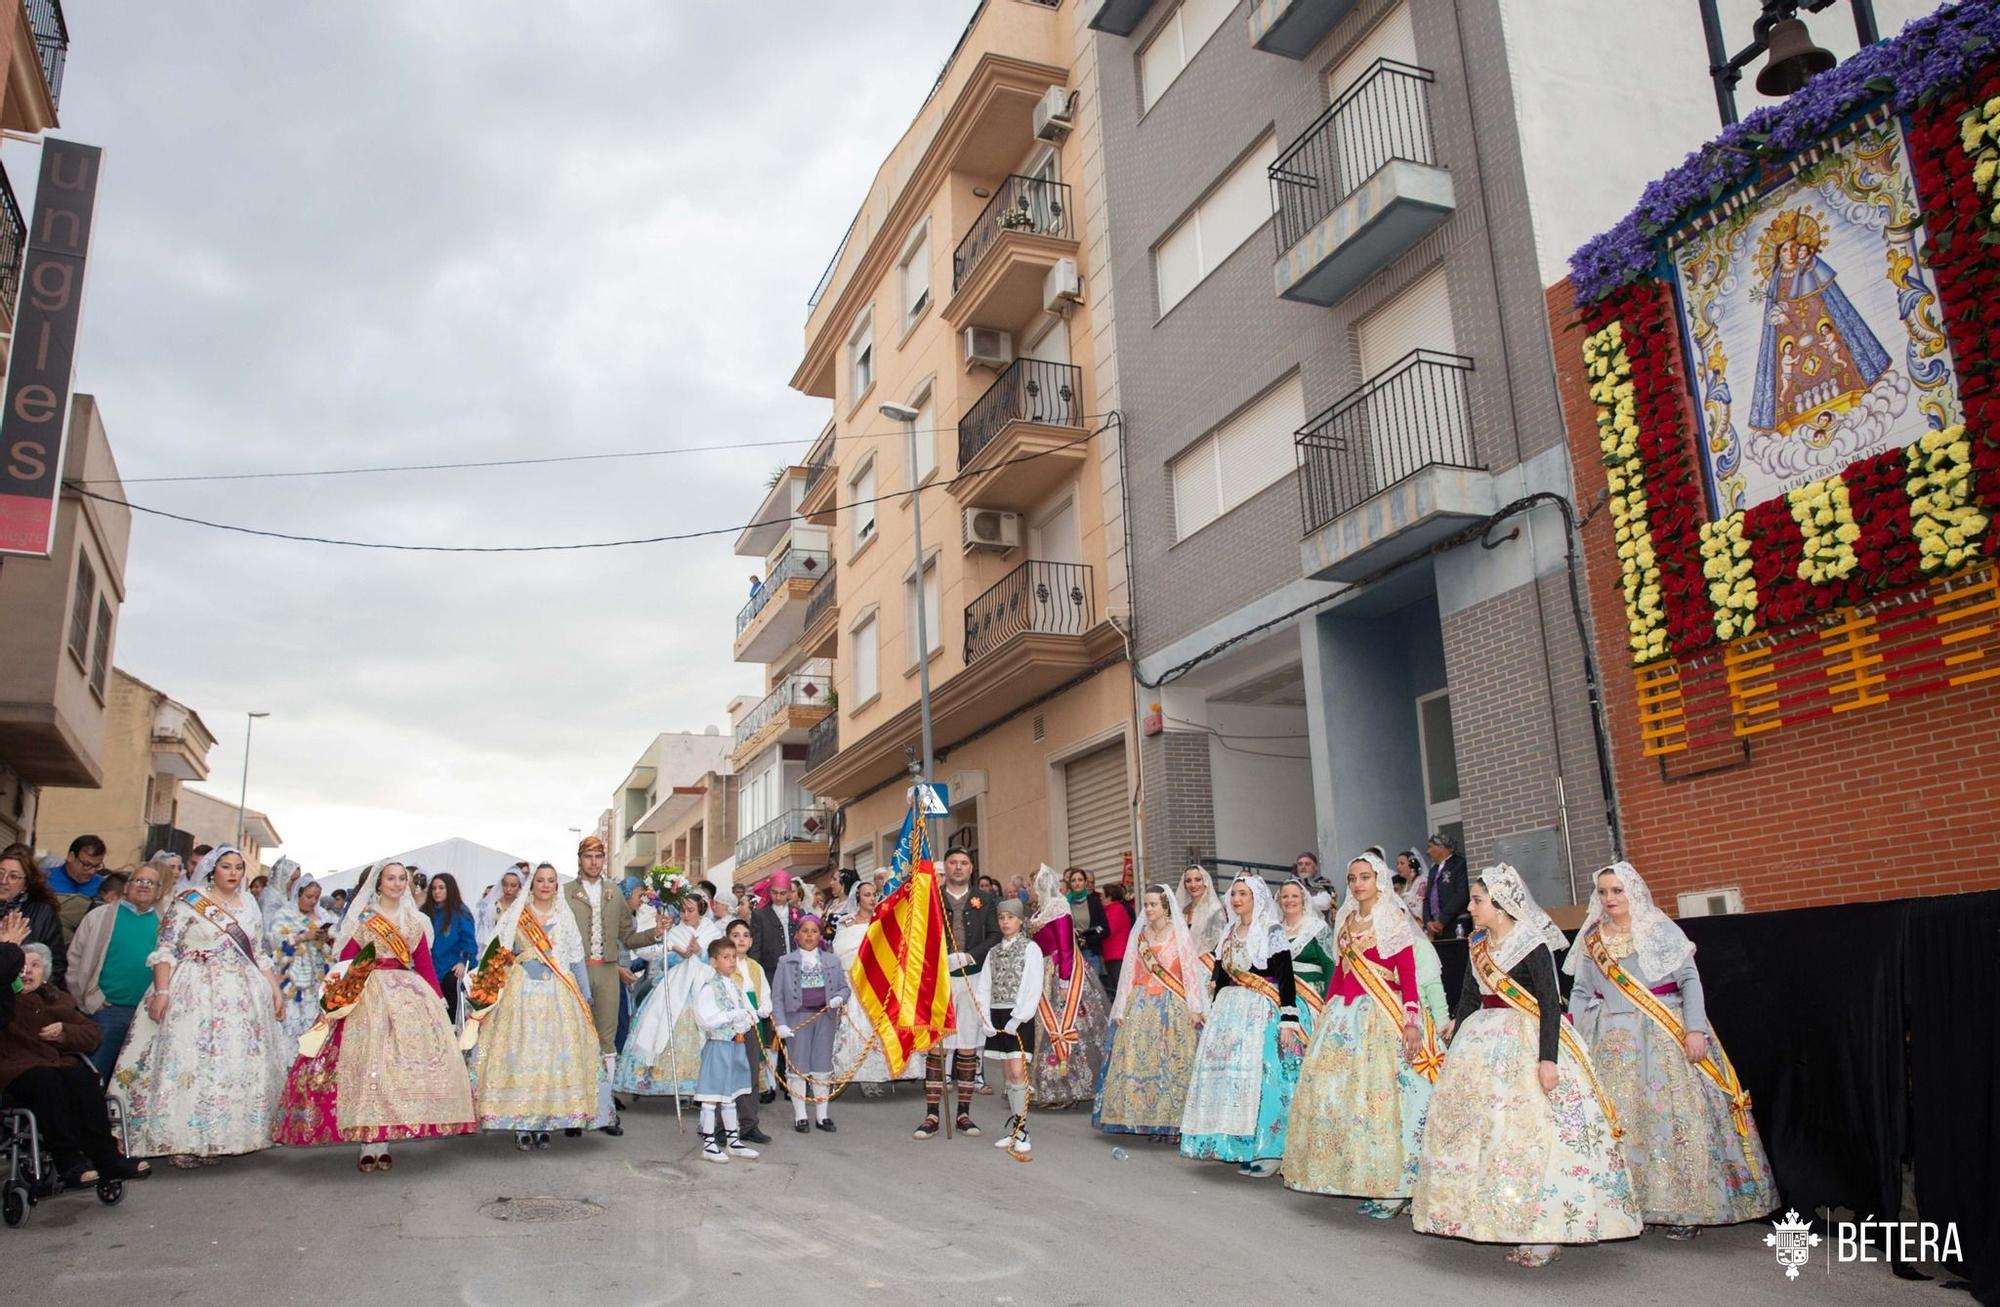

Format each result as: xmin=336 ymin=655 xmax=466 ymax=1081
xmin=915 ymin=847 xmax=999 ymax=1140
xmin=566 ymin=835 xmax=658 ymax=1127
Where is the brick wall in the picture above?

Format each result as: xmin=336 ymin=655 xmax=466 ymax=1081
xmin=1140 ymin=729 xmax=1215 ymax=877
xmin=1549 ymin=277 xmax=2000 ymax=913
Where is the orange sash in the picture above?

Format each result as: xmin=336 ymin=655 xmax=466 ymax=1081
xmin=1137 ymin=937 xmax=1189 ymax=1006
xmin=363 ymin=912 xmax=414 ymax=969
xmin=1584 ymin=928 xmax=1757 ymax=1173
xmin=1036 ymin=942 xmax=1086 ymax=1067
xmin=1469 ymin=934 xmax=1620 ymax=1137
xmin=1341 ymin=938 xmax=1444 ymax=1082
xmin=517 ymin=911 xmax=592 ymax=1019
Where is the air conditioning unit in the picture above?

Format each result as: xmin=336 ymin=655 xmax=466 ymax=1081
xmin=961 ymin=507 xmax=1021 ymax=553
xmin=1043 ymin=257 xmax=1082 ymax=312
xmin=962 ymin=325 xmax=1014 ymax=371
xmin=1033 ymin=85 xmax=1073 ymax=142
xmin=1675 ymin=887 xmax=1744 ymax=917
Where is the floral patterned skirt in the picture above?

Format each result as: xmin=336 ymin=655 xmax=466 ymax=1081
xmin=1092 ymin=988 xmax=1197 ymax=1135
xmin=273 ymin=971 xmax=475 ymax=1145
xmin=1179 ymin=987 xmax=1299 ymax=1164
xmin=1282 ymin=996 xmax=1433 ymax=1198
xmin=615 ymin=992 xmax=703 ymax=1096
xmin=111 ymin=951 xmax=286 ymax=1159
xmin=470 ymin=966 xmax=608 ymax=1131
xmin=1581 ymin=1008 xmax=1777 ymax=1226
xmin=1030 ymin=965 xmax=1110 ymax=1107
xmin=1411 ymin=1007 xmax=1641 ymax=1245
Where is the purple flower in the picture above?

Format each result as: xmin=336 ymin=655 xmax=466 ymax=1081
xmin=1571 ymin=0 xmax=2000 ymax=305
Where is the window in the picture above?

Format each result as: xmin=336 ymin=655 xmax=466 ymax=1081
xmin=899 ymin=224 xmax=931 ymax=327
xmin=66 ymin=554 xmax=95 ymax=663
xmin=1169 ymin=372 xmax=1306 ymax=540
xmin=89 ymin=596 xmax=112 ymax=696
xmin=852 ymin=613 xmax=880 ymax=704
xmin=1138 ymin=0 xmax=1235 ymax=112
xmin=848 ymin=310 xmax=875 ymax=401
xmin=908 ymin=382 xmax=937 ymax=488
xmin=849 ymin=458 xmax=876 ymax=553
xmin=1155 ymin=132 xmax=1278 ymax=314
xmin=904 ymin=556 xmax=941 ymax=663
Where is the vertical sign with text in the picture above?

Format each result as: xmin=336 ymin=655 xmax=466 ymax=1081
xmin=0 ymin=138 xmax=102 ymax=557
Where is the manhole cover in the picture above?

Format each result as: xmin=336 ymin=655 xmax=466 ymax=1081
xmin=480 ymin=1196 xmax=605 ymax=1224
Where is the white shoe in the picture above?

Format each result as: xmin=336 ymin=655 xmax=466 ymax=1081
xmin=1009 ymin=1129 xmax=1032 ymax=1158
xmin=702 ymin=1140 xmax=728 ymax=1165
xmin=725 ymin=1131 xmax=760 ymax=1159
xmin=994 ymin=1114 xmax=1020 ymax=1147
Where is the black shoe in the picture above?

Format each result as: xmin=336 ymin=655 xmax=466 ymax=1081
xmin=759 ymin=1089 xmax=777 ymax=1104
xmin=795 ymin=1120 xmax=811 ymax=1134
xmin=815 ymin=1118 xmax=837 ymax=1133
xmin=613 ymin=1095 xmax=631 ymax=1111
xmin=598 ymin=1120 xmax=624 ymax=1137
xmin=742 ymin=1127 xmax=773 ymax=1145
xmin=563 ymin=1128 xmax=583 ymax=1138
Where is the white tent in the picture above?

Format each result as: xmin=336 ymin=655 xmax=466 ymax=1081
xmin=313 ymin=837 xmax=535 ymax=905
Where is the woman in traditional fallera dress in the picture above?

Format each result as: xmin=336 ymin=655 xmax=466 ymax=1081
xmin=1179 ymin=874 xmax=1306 ymax=1177
xmin=1277 ymin=878 xmax=1335 ymax=1028
xmin=1179 ymin=865 xmax=1226 ymax=959
xmin=112 ymin=846 xmax=287 ymax=1167
xmin=1283 ymin=852 xmax=1437 ymax=1215
xmin=268 ymin=877 xmax=333 ymax=1043
xmin=1027 ymin=865 xmax=1112 ymax=1109
xmin=1411 ymin=864 xmax=1640 ymax=1267
xmin=615 ymin=895 xmax=720 ymax=1097
xmin=469 ymin=864 xmax=611 ymax=1150
xmin=1094 ymin=883 xmax=1206 ymax=1138
xmin=272 ymin=861 xmax=476 ymax=1171
xmin=1566 ymin=861 xmax=1775 ymax=1236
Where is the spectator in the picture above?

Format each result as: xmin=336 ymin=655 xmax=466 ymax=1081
xmin=66 ymin=859 xmax=167 ymax=1077
xmin=327 ymin=887 xmax=350 ymax=919
xmin=1061 ymin=867 xmax=1111 ymax=973
xmin=0 ymin=942 xmax=150 ymax=1184
xmin=0 ymin=844 xmax=68 ymax=990
xmin=146 ymin=850 xmax=185 ymax=894
xmin=977 ymin=874 xmax=1005 ymax=899
xmin=93 ymin=872 xmax=129 ymax=906
xmin=43 ymin=834 xmax=107 ymax=898
xmin=422 ymin=872 xmax=478 ymax=1023
xmin=1100 ymin=883 xmax=1134 ymax=991
xmin=1396 ymin=848 xmax=1430 ymax=917
xmin=1421 ymin=832 xmax=1470 ymax=939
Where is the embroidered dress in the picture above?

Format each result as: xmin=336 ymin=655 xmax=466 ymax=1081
xmin=469 ymin=905 xmax=610 ymax=1132
xmin=1569 ymin=925 xmax=1776 ymax=1226
xmin=1029 ymin=913 xmax=1111 ymax=1106
xmin=272 ymin=916 xmax=476 ymax=1145
xmin=615 ymin=922 xmax=714 ymax=1096
xmin=111 ymin=891 xmax=287 ymax=1159
xmin=268 ymin=904 xmax=331 ymax=1043
xmin=1411 ymin=928 xmax=1640 ymax=1245
xmin=1094 ymin=930 xmax=1199 ymax=1136
xmin=1179 ymin=933 xmax=1302 ymax=1164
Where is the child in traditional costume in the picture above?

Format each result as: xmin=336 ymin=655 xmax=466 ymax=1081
xmin=722 ymin=918 xmax=774 ymax=1145
xmin=1412 ymin=864 xmax=1639 ymax=1266
xmin=1094 ymin=883 xmax=1206 ymax=1138
xmin=1567 ymin=861 xmax=1775 ymax=1236
xmin=1026 ymin=865 xmax=1110 ymax=1110
xmin=774 ymin=914 xmax=850 ymax=1134
xmin=693 ymin=937 xmax=762 ymax=1164
xmin=615 ymin=895 xmax=718 ymax=1098
xmin=975 ymin=897 xmax=1044 ymax=1159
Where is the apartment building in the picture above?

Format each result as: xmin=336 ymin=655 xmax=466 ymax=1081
xmin=783 ymin=0 xmax=1138 ymax=889
xmin=178 ymin=786 xmax=282 ymax=874
xmin=605 ymin=729 xmax=731 ymax=881
xmin=633 ymin=765 xmax=737 ymax=886
xmin=33 ymin=668 xmax=214 ymax=867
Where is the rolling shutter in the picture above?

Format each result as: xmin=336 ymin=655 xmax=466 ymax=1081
xmin=1063 ymin=743 xmax=1131 ymax=885
xmin=846 ymin=842 xmax=877 ymax=876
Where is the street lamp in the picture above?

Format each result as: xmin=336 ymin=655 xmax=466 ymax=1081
xmin=880 ymin=400 xmax=936 ymax=789
xmin=236 ymin=711 xmax=270 ymax=849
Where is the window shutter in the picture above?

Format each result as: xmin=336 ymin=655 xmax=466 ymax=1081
xmin=1357 ymin=266 xmax=1455 ymax=375
xmin=1063 ymin=744 xmax=1130 ymax=883
xmin=1216 ymin=373 xmax=1306 ymax=512
xmin=1171 ymin=437 xmax=1222 ymax=539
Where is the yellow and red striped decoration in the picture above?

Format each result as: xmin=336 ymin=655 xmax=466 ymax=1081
xmin=849 ymin=806 xmax=955 ymax=1076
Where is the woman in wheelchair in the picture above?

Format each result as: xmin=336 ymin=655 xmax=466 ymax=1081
xmin=1 ymin=943 xmax=149 ymax=1187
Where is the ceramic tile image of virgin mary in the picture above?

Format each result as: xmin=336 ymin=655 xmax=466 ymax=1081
xmin=1746 ymin=206 xmax=1891 ymax=442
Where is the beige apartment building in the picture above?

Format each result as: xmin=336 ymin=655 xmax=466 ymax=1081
xmin=633 ymin=766 xmax=738 ymax=887
xmin=606 ymin=729 xmax=732 ymax=880
xmin=778 ymin=0 xmax=1137 ymax=889
xmin=34 ymin=667 xmax=215 ymax=868
xmin=178 ymin=786 xmax=282 ymax=874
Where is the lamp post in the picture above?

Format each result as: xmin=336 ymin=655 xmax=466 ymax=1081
xmin=236 ymin=711 xmax=270 ymax=849
xmin=879 ymin=401 xmax=936 ymax=790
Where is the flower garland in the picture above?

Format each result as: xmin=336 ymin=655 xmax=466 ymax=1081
xmin=1788 ymin=473 xmax=1862 ymax=588
xmin=1699 ymin=513 xmax=1757 ymax=641
xmin=1585 ymin=321 xmax=1667 ymax=659
xmin=1907 ymin=425 xmax=1990 ymax=573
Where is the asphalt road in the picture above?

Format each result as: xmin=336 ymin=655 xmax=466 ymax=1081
xmin=17 ymin=1085 xmax=1947 ymax=1305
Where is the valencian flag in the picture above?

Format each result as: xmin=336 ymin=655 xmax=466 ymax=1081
xmin=850 ymin=789 xmax=954 ymax=1075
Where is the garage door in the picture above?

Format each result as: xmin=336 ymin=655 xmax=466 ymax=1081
xmin=1063 ymin=743 xmax=1131 ymax=886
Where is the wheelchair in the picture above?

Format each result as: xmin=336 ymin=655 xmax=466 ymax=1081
xmin=0 ymin=1098 xmax=127 ymax=1227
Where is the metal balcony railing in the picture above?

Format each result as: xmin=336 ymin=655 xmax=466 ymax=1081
xmin=1296 ymin=351 xmax=1477 ymax=535
xmin=736 ymin=546 xmax=830 ymax=635
xmin=735 ymin=808 xmax=829 ymax=865
xmin=733 ymin=671 xmax=832 ymax=750
xmin=25 ymin=0 xmax=66 ymax=110
xmin=958 ymin=357 xmax=1082 ymax=470
xmin=0 ymin=166 xmax=23 ymax=326
xmin=1269 ymin=60 xmax=1438 ymax=255
xmin=953 ymin=174 xmax=1073 ymax=289
xmin=802 ymin=562 xmax=837 ymax=630
xmin=803 ymin=433 xmax=836 ymax=499
xmin=964 ymin=560 xmax=1094 ymax=664
xmin=805 ymin=711 xmax=839 ymax=772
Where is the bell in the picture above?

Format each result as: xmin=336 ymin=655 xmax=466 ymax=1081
xmin=1755 ymin=17 xmax=1837 ymax=97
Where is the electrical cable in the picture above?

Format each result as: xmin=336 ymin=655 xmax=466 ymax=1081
xmin=64 ymin=418 xmax=1112 ymax=553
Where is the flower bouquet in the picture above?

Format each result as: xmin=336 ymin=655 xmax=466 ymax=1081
xmin=457 ymin=935 xmax=518 ymax=1051
xmin=296 ymin=942 xmax=377 ymax=1058
xmin=643 ymin=865 xmax=696 ymax=920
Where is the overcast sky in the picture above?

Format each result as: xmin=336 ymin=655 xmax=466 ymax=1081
xmin=54 ymin=1 xmax=976 ymax=871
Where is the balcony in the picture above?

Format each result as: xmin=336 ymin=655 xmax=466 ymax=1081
xmin=1270 ymin=61 xmax=1455 ymax=308
xmin=965 ymin=560 xmax=1095 ymax=664
xmin=952 ymin=358 xmax=1088 ymax=511
xmin=730 ymin=669 xmax=833 ymax=769
xmin=800 ymin=562 xmax=839 ymax=660
xmin=799 ymin=430 xmax=838 ymax=526
xmin=735 ymin=544 xmax=830 ymax=663
xmin=734 ymin=808 xmax=831 ymax=879
xmin=618 ymin=830 xmax=658 ymax=872
xmin=943 ymin=174 xmax=1079 ymax=340
xmin=1248 ymin=0 xmax=1361 ymax=60
xmin=805 ymin=560 xmax=1120 ymax=802
xmin=149 ymin=698 xmax=214 ymax=782
xmin=1297 ymin=351 xmax=1489 ymax=582
xmin=805 ymin=711 xmax=838 ymax=774
xmin=1087 ymin=0 xmax=1159 ymax=34
xmin=26 ymin=0 xmax=64 ymax=109
xmin=0 ymin=166 xmax=22 ymax=327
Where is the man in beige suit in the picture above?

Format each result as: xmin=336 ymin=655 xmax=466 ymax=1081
xmin=566 ymin=837 xmax=659 ymax=1080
